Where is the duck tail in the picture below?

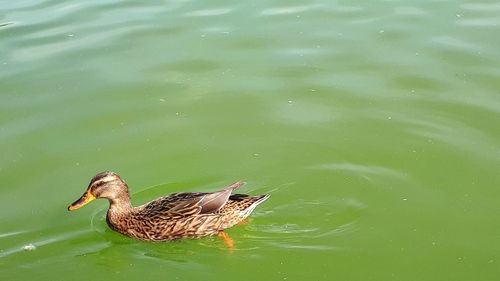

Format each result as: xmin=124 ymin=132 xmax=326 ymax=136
xmin=226 ymin=181 xmax=246 ymax=192
xmin=254 ymin=193 xmax=270 ymax=205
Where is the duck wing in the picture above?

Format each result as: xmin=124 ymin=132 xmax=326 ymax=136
xmin=141 ymin=181 xmax=245 ymax=217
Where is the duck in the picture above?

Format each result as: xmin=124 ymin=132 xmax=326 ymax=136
xmin=68 ymin=171 xmax=270 ymax=243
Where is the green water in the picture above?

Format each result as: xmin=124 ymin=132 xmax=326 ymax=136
xmin=2 ymin=0 xmax=500 ymax=280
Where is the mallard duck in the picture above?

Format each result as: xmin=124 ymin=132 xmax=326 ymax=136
xmin=68 ymin=171 xmax=270 ymax=242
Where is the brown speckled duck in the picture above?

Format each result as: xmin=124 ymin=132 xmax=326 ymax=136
xmin=68 ymin=172 xmax=270 ymax=242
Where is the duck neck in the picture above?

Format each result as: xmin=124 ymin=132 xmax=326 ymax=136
xmin=107 ymin=195 xmax=133 ymax=217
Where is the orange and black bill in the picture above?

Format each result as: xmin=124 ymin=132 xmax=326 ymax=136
xmin=68 ymin=190 xmax=96 ymax=211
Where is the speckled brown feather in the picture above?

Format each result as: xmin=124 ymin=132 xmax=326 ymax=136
xmin=84 ymin=177 xmax=271 ymax=241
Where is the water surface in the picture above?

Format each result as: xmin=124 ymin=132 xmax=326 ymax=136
xmin=1 ymin=0 xmax=500 ymax=280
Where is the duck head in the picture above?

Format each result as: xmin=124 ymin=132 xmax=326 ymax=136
xmin=68 ymin=171 xmax=130 ymax=211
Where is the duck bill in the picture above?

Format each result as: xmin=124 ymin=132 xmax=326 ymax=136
xmin=68 ymin=190 xmax=96 ymax=211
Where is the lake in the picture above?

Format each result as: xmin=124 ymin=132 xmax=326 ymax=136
xmin=1 ymin=0 xmax=500 ymax=280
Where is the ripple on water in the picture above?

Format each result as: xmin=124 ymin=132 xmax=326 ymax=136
xmin=0 ymin=230 xmax=26 ymax=238
xmin=166 ymin=58 xmax=223 ymax=73
xmin=259 ymin=4 xmax=323 ymax=16
xmin=457 ymin=2 xmax=500 ymax=27
xmin=460 ymin=2 xmax=500 ymax=12
xmin=0 ymin=229 xmax=91 ymax=258
xmin=0 ymin=22 xmax=15 ymax=28
xmin=274 ymin=100 xmax=336 ymax=125
xmin=430 ymin=36 xmax=485 ymax=53
xmin=393 ymin=6 xmax=427 ymax=16
xmin=4 ymin=0 xmax=180 ymax=64
xmin=456 ymin=17 xmax=500 ymax=27
xmin=309 ymin=163 xmax=409 ymax=182
xmin=241 ymin=196 xmax=364 ymax=252
xmin=389 ymin=74 xmax=446 ymax=91
xmin=184 ymin=8 xmax=233 ymax=17
xmin=402 ymin=114 xmax=499 ymax=161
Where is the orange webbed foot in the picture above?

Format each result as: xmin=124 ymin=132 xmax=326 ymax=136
xmin=218 ymin=231 xmax=234 ymax=252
